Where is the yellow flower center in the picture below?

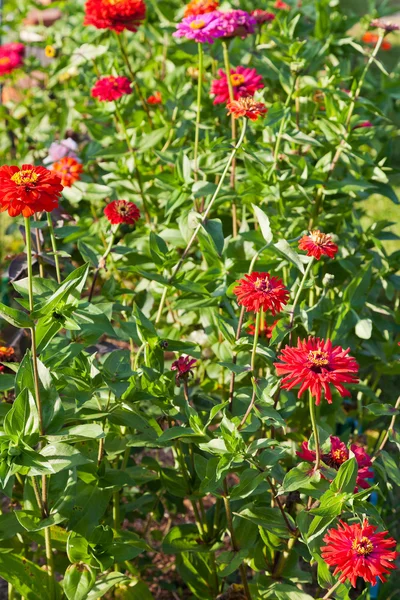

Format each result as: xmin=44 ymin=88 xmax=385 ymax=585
xmin=331 ymin=449 xmax=347 ymax=464
xmin=0 ymin=57 xmax=11 ymax=65
xmin=308 ymin=350 xmax=329 ymax=367
xmin=230 ymin=73 xmax=245 ymax=87
xmin=11 ymin=170 xmax=39 ymax=186
xmin=190 ymin=19 xmax=206 ymax=29
xmin=352 ymin=537 xmax=373 ymax=556
xmin=310 ymin=230 xmax=329 ymax=246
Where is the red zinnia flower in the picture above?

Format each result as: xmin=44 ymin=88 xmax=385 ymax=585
xmin=171 ymin=355 xmax=197 ymax=385
xmin=104 ymin=200 xmax=140 ymax=225
xmin=84 ymin=0 xmax=146 ymax=33
xmin=321 ymin=519 xmax=397 ymax=587
xmin=248 ymin=319 xmax=279 ymax=339
xmin=251 ymin=10 xmax=275 ymax=24
xmin=274 ymin=0 xmax=290 ymax=9
xmin=362 ymin=32 xmax=391 ymax=50
xmin=211 ymin=66 xmax=264 ymax=105
xmin=297 ymin=435 xmax=373 ymax=490
xmin=91 ymin=76 xmax=132 ymax=102
xmin=52 ymin=157 xmax=83 ymax=188
xmin=298 ymin=230 xmax=338 ymax=260
xmin=0 ymin=346 xmax=15 ymax=361
xmin=147 ymin=91 xmax=162 ymax=104
xmin=184 ymin=0 xmax=219 ymax=17
xmin=227 ymin=96 xmax=268 ymax=121
xmin=275 ymin=337 xmax=359 ymax=405
xmin=234 ymin=272 xmax=289 ymax=315
xmin=0 ymin=164 xmax=63 ymax=217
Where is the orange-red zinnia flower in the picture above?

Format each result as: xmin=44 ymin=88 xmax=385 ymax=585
xmin=298 ymin=230 xmax=338 ymax=260
xmin=248 ymin=319 xmax=279 ymax=339
xmin=147 ymin=91 xmax=162 ymax=104
xmin=321 ymin=519 xmax=397 ymax=587
xmin=362 ymin=32 xmax=391 ymax=50
xmin=274 ymin=0 xmax=290 ymax=9
xmin=52 ymin=157 xmax=83 ymax=188
xmin=104 ymin=200 xmax=140 ymax=225
xmin=234 ymin=272 xmax=289 ymax=315
xmin=184 ymin=0 xmax=219 ymax=17
xmin=84 ymin=0 xmax=146 ymax=33
xmin=275 ymin=337 xmax=359 ymax=405
xmin=227 ymin=96 xmax=267 ymax=121
xmin=91 ymin=76 xmax=132 ymax=102
xmin=0 ymin=346 xmax=15 ymax=361
xmin=0 ymin=164 xmax=63 ymax=217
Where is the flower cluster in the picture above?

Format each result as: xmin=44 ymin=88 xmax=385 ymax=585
xmin=211 ymin=66 xmax=264 ymax=105
xmin=0 ymin=164 xmax=63 ymax=217
xmin=321 ymin=519 xmax=397 ymax=587
xmin=91 ymin=76 xmax=132 ymax=102
xmin=84 ymin=0 xmax=146 ymax=33
xmin=0 ymin=42 xmax=24 ymax=77
xmin=297 ymin=435 xmax=373 ymax=490
xmin=52 ymin=157 xmax=83 ymax=188
xmin=104 ymin=200 xmax=141 ymax=225
xmin=275 ymin=337 xmax=359 ymax=405
xmin=234 ymin=272 xmax=289 ymax=315
xmin=298 ymin=230 xmax=338 ymax=260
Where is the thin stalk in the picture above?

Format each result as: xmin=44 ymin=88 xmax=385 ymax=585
xmin=113 ymin=490 xmax=121 ymax=571
xmin=156 ymin=118 xmax=247 ymax=320
xmin=24 ymin=217 xmax=55 ymax=597
xmin=371 ymin=395 xmax=400 ymax=462
xmin=309 ymin=33 xmax=384 ymax=228
xmin=289 ymin=257 xmax=314 ymax=335
xmin=194 ymin=43 xmax=204 ymax=180
xmin=309 ymin=389 xmax=321 ymax=471
xmin=156 ymin=286 xmax=168 ymax=324
xmin=222 ymin=40 xmax=238 ymax=237
xmin=115 ymin=31 xmax=152 ymax=123
xmin=250 ymin=311 xmax=261 ymax=372
xmin=46 ymin=213 xmax=61 ymax=284
xmin=272 ymin=77 xmax=296 ymax=170
xmin=33 ymin=214 xmax=44 ymax=278
xmin=273 ymin=535 xmax=297 ymax=577
xmin=88 ymin=226 xmax=119 ymax=302
xmin=223 ymin=480 xmax=252 ymax=600
xmin=321 ymin=579 xmax=341 ymax=600
xmin=239 ymin=380 xmax=257 ymax=428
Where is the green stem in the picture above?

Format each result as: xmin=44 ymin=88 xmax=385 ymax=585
xmin=321 ymin=579 xmax=342 ymax=600
xmin=222 ymin=40 xmax=238 ymax=236
xmin=222 ymin=41 xmax=234 ymax=103
xmin=250 ymin=311 xmax=261 ymax=372
xmin=289 ymin=257 xmax=314 ymax=330
xmin=88 ymin=226 xmax=119 ymax=302
xmin=272 ymin=77 xmax=296 ymax=169
xmin=309 ymin=389 xmax=321 ymax=471
xmin=194 ymin=43 xmax=204 ymax=179
xmin=47 ymin=213 xmax=61 ymax=284
xmin=155 ymin=286 xmax=168 ymax=324
xmin=113 ymin=490 xmax=121 ymax=571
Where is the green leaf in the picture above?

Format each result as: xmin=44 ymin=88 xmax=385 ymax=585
xmin=31 ymin=263 xmax=89 ymax=319
xmin=380 ymin=451 xmax=400 ymax=486
xmin=310 ymin=489 xmax=346 ymax=517
xmin=235 ymin=507 xmax=294 ymax=537
xmin=355 ymin=318 xmax=372 ymax=340
xmin=64 ymin=563 xmax=96 ymax=600
xmin=86 ymin=573 xmax=130 ymax=600
xmin=30 ymin=442 xmax=92 ymax=475
xmin=0 ymin=302 xmax=33 ymax=328
xmin=163 ymin=524 xmax=212 ymax=554
xmin=0 ymin=552 xmax=61 ymax=599
xmin=230 ymin=469 xmax=266 ymax=500
xmin=281 ymin=462 xmax=321 ymax=493
xmin=4 ymin=388 xmax=39 ymax=445
xmin=252 ymin=204 xmax=273 ymax=244
xmin=274 ymin=239 xmax=305 ymax=273
xmin=331 ymin=457 xmax=358 ymax=494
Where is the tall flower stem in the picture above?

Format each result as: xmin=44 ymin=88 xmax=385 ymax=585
xmin=321 ymin=579 xmax=341 ymax=600
xmin=33 ymin=213 xmax=44 ymax=278
xmin=222 ymin=40 xmax=238 ymax=237
xmin=371 ymin=395 xmax=400 ymax=462
xmin=289 ymin=257 xmax=314 ymax=339
xmin=194 ymin=43 xmax=204 ymax=181
xmin=47 ymin=213 xmax=61 ymax=284
xmin=309 ymin=33 xmax=384 ymax=228
xmin=250 ymin=310 xmax=261 ymax=372
xmin=115 ymin=31 xmax=152 ymax=124
xmin=155 ymin=118 xmax=247 ymax=322
xmin=309 ymin=389 xmax=321 ymax=471
xmin=24 ymin=216 xmax=55 ymax=597
xmin=272 ymin=77 xmax=296 ymax=172
xmin=88 ymin=225 xmax=119 ymax=302
xmin=223 ymin=479 xmax=252 ymax=600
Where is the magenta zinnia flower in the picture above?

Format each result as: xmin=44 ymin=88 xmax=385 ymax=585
xmin=171 ymin=355 xmax=197 ymax=385
xmin=173 ymin=12 xmax=224 ymax=44
xmin=275 ymin=337 xmax=359 ymax=405
xmin=321 ymin=519 xmax=397 ymax=587
xmin=218 ymin=9 xmax=256 ymax=38
xmin=211 ymin=66 xmax=264 ymax=105
xmin=297 ymin=435 xmax=373 ymax=490
xmin=234 ymin=272 xmax=289 ymax=315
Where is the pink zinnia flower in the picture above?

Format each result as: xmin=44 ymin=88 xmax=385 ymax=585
xmin=0 ymin=42 xmax=25 ymax=77
xmin=321 ymin=519 xmax=397 ymax=587
xmin=171 ymin=355 xmax=197 ymax=385
xmin=43 ymin=138 xmax=79 ymax=165
xmin=298 ymin=230 xmax=338 ymax=260
xmin=218 ymin=9 xmax=256 ymax=38
xmin=173 ymin=12 xmax=224 ymax=44
xmin=297 ymin=435 xmax=373 ymax=490
xmin=275 ymin=337 xmax=359 ymax=405
xmin=234 ymin=272 xmax=289 ymax=315
xmin=211 ymin=66 xmax=264 ymax=105
xmin=91 ymin=76 xmax=132 ymax=102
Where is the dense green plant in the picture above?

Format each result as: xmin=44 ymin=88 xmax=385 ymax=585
xmin=0 ymin=0 xmax=399 ymax=599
